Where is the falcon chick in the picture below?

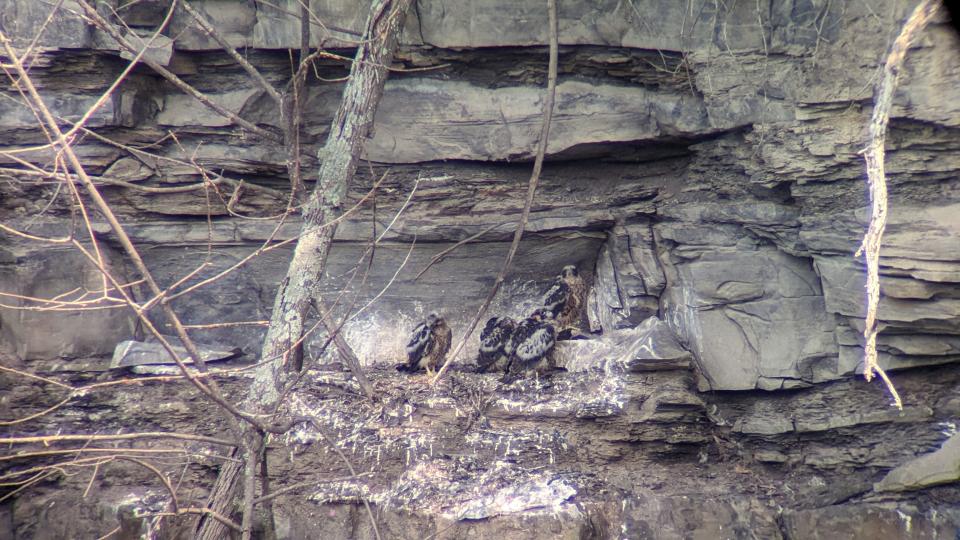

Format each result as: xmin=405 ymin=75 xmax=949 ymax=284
xmin=503 ymin=309 xmax=557 ymax=382
xmin=541 ymin=264 xmax=587 ymax=336
xmin=477 ymin=316 xmax=517 ymax=373
xmin=398 ymin=312 xmax=452 ymax=376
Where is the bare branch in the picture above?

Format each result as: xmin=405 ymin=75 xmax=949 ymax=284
xmin=181 ymin=0 xmax=283 ymax=106
xmin=74 ymin=0 xmax=282 ymax=143
xmin=314 ymin=297 xmax=376 ymax=399
xmin=115 ymin=456 xmax=180 ymax=513
xmin=0 ymin=448 xmax=217 ymax=463
xmin=0 ymin=364 xmax=73 ymax=389
xmin=432 ymin=0 xmax=559 ymax=384
xmin=856 ymin=0 xmax=939 ymax=410
xmin=0 ymin=432 xmax=236 ymax=447
xmin=414 ymin=222 xmax=505 ymax=280
xmin=251 ymin=473 xmax=371 ymax=505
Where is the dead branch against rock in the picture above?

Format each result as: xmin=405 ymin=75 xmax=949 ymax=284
xmin=0 ymin=471 xmax=57 ymax=505
xmin=182 ymin=0 xmax=309 ymax=213
xmin=314 ymin=297 xmax=375 ymax=399
xmin=0 ymin=448 xmax=208 ymax=463
xmin=0 ymin=432 xmax=236 ymax=447
xmin=0 ymin=364 xmax=241 ymax=428
xmin=0 ymin=362 xmax=251 ymax=429
xmin=284 ymin=0 xmax=312 ymax=203
xmin=149 ymin=507 xmax=242 ymax=534
xmin=256 ymin=0 xmax=364 ymax=43
xmin=251 ymin=472 xmax=372 ymax=505
xmin=857 ymin=0 xmax=939 ymax=411
xmin=181 ymin=0 xmax=283 ymax=106
xmin=240 ymin=435 xmax=261 ymax=539
xmin=11 ymin=1 xmax=179 ymax=150
xmin=0 ymin=29 xmax=286 ymax=438
xmin=414 ymin=222 xmax=505 ymax=280
xmin=431 ymin=0 xmax=559 ymax=384
xmin=0 ymin=395 xmax=74 ymax=427
xmin=114 ymin=456 xmax=180 ymax=513
xmin=165 ymin=170 xmax=391 ymax=304
xmin=0 ymin=364 xmax=72 ymax=389
xmin=73 ymin=0 xmax=282 ymax=144
xmin=77 ymin=127 xmax=288 ymax=201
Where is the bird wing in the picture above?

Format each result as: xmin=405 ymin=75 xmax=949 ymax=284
xmin=479 ymin=317 xmax=501 ymax=352
xmin=542 ymin=279 xmax=570 ymax=317
xmin=405 ymin=322 xmax=432 ymax=363
xmin=480 ymin=317 xmax=514 ymax=353
xmin=513 ymin=322 xmax=556 ymax=363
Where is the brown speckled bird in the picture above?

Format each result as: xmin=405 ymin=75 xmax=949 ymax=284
xmin=477 ymin=316 xmax=517 ymax=373
xmin=398 ymin=312 xmax=452 ymax=376
xmin=541 ymin=265 xmax=586 ymax=334
xmin=503 ymin=309 xmax=557 ymax=382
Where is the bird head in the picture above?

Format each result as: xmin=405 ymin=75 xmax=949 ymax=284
xmin=427 ymin=312 xmax=446 ymax=328
xmin=529 ymin=308 xmax=553 ymax=321
xmin=561 ymin=265 xmax=579 ymax=278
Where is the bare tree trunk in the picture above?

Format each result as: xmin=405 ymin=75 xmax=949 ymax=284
xmin=197 ymin=1 xmax=412 ymax=536
xmin=195 ymin=454 xmax=242 ymax=540
xmin=251 ymin=0 xmax=413 ymax=406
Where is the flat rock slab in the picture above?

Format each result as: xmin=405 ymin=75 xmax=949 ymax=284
xmin=875 ymin=433 xmax=960 ymax=493
xmin=109 ymin=339 xmax=241 ymax=368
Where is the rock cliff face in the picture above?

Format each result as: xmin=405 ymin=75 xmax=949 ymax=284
xmin=2 ymin=1 xmax=960 ymax=538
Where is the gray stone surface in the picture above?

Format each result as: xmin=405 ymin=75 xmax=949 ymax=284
xmin=657 ymin=215 xmax=837 ymax=391
xmin=554 ymin=316 xmax=691 ymax=373
xmin=0 ymin=243 xmax=136 ymax=360
xmin=0 ymin=0 xmax=93 ymax=49
xmin=109 ymin=339 xmax=240 ymax=368
xmin=781 ymin=504 xmax=958 ymax=540
xmin=875 ymin=433 xmax=960 ymax=493
xmin=365 ymin=79 xmax=725 ymax=163
xmin=2 ymin=0 xmax=960 ymax=537
xmin=620 ymin=492 xmax=782 ymax=540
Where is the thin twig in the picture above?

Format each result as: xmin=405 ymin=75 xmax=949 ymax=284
xmin=0 ymin=364 xmax=72 ymax=389
xmin=115 ymin=456 xmax=180 ymax=512
xmin=251 ymin=473 xmax=371 ymax=505
xmin=0 ymin=432 xmax=236 ymax=447
xmin=414 ymin=222 xmax=505 ymax=280
xmin=313 ymin=297 xmax=376 ymax=399
xmin=0 ymin=448 xmax=203 ymax=463
xmin=150 ymin=507 xmax=242 ymax=532
xmin=431 ymin=0 xmax=559 ymax=384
